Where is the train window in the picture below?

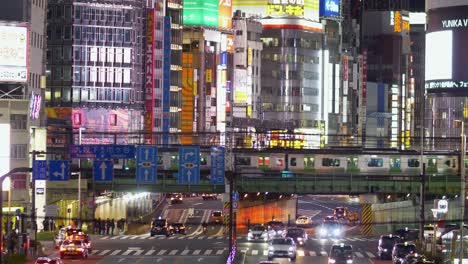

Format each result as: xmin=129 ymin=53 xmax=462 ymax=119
xmin=390 ymin=158 xmax=401 ymax=169
xmin=157 ymin=156 xmax=163 ymax=165
xmin=322 ymin=158 xmax=340 ymax=167
xmin=347 ymin=157 xmax=358 ymax=167
xmin=368 ymin=158 xmax=383 ymax=167
xmin=259 ymin=157 xmax=270 ymax=166
xmin=200 ymin=157 xmax=207 ymax=165
xmin=304 ymin=157 xmax=315 ymax=167
xmin=290 ymin=158 xmax=297 ymax=167
xmin=236 ymin=157 xmax=251 ymax=166
xmin=408 ymin=159 xmax=420 ymax=168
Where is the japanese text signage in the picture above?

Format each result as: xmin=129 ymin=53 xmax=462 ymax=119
xmin=319 ymin=0 xmax=340 ymax=18
xmin=144 ymin=9 xmax=155 ymax=144
xmin=70 ymin=145 xmax=135 ymax=159
xmin=267 ymin=0 xmax=304 ymax=17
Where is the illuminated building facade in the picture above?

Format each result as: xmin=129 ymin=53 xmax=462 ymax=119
xmin=0 ymin=0 xmax=48 ymax=230
xmin=46 ymin=0 xmax=146 ymax=147
xmin=425 ymin=1 xmax=468 ymax=144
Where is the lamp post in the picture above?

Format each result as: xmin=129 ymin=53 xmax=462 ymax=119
xmin=78 ymin=127 xmax=86 ymax=228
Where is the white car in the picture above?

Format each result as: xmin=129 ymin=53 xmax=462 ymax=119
xmin=248 ymin=225 xmax=268 ymax=242
xmin=295 ymin=216 xmax=313 ymax=227
xmin=268 ymin=237 xmax=297 ymax=261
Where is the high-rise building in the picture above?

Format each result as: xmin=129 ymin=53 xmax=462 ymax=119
xmin=424 ymin=0 xmax=468 ymax=147
xmin=0 ymin=0 xmax=48 ymax=231
xmin=46 ymin=0 xmax=146 ymax=149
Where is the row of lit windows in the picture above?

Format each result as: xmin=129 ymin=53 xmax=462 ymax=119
xmin=261 ymin=37 xmax=320 ymax=49
xmin=261 ymin=86 xmax=319 ymax=97
xmin=74 ymin=6 xmax=133 ymax=23
xmin=263 ymin=53 xmax=320 ymax=64
xmin=74 ymin=46 xmax=132 ymax=64
xmin=74 ymin=26 xmax=133 ymax=43
xmin=262 ymin=103 xmax=320 ymax=113
xmin=48 ymin=87 xmax=140 ymax=103
xmin=73 ymin=66 xmax=132 ymax=84
xmin=268 ymin=70 xmax=320 ymax=80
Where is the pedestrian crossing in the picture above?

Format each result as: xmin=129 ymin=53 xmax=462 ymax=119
xmin=99 ymin=235 xmax=228 ymax=240
xmin=237 ymin=236 xmax=378 ymax=242
xmin=89 ymin=248 xmax=377 ymax=258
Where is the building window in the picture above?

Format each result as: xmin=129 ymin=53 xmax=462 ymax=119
xmin=10 ymin=114 xmax=27 ymax=130
xmin=10 ymin=144 xmax=27 ymax=159
xmin=73 ymin=113 xmax=82 ymax=125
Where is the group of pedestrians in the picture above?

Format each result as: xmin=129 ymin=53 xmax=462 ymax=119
xmin=42 ymin=217 xmax=56 ymax=232
xmin=90 ymin=218 xmax=126 ymax=235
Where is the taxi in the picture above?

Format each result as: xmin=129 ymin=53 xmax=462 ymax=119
xmin=59 ymin=239 xmax=89 ymax=259
xmin=69 ymin=233 xmax=92 ymax=253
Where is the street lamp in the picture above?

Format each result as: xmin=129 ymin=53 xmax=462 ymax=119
xmin=2 ymin=177 xmax=11 ymax=236
xmin=78 ymin=127 xmax=86 ymax=228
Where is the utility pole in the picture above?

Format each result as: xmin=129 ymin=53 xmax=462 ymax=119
xmin=31 ymin=150 xmax=38 ymax=256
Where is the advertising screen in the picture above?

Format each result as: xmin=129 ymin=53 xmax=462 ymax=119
xmin=319 ymin=0 xmax=340 ymax=18
xmin=0 ymin=23 xmax=28 ymax=83
xmin=425 ymin=6 xmax=468 ymax=92
xmin=233 ymin=0 xmax=319 ymax=22
xmin=183 ymin=0 xmax=219 ymax=27
xmin=219 ymin=0 xmax=232 ymax=29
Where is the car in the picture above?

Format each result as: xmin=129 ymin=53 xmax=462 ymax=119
xmin=393 ymin=228 xmax=419 ymax=242
xmin=378 ymin=234 xmax=401 ymax=260
xmin=324 ymin=215 xmax=337 ymax=223
xmin=170 ymin=193 xmax=183 ymax=204
xmin=170 ymin=223 xmax=186 ymax=235
xmin=59 ymin=239 xmax=89 ymax=259
xmin=248 ymin=224 xmax=268 ymax=242
xmin=328 ymin=243 xmax=353 ymax=264
xmin=319 ymin=221 xmax=344 ymax=239
xmin=150 ymin=218 xmax=172 ymax=237
xmin=266 ymin=221 xmax=286 ymax=240
xmin=423 ymin=225 xmax=441 ymax=240
xmin=202 ymin=193 xmax=217 ymax=200
xmin=267 ymin=237 xmax=297 ymax=261
xmin=211 ymin=211 xmax=223 ymax=224
xmin=35 ymin=257 xmax=64 ymax=264
xmin=295 ymin=215 xmax=313 ymax=227
xmin=68 ymin=233 xmax=92 ymax=253
xmin=55 ymin=227 xmax=82 ymax=249
xmin=401 ymin=253 xmax=430 ymax=264
xmin=334 ymin=207 xmax=348 ymax=219
xmin=392 ymin=242 xmax=417 ymax=264
xmin=285 ymin=227 xmax=308 ymax=246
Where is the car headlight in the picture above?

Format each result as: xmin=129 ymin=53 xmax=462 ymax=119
xmin=277 ymin=230 xmax=283 ymax=234
xmin=248 ymin=232 xmax=253 ymax=237
xmin=320 ymin=229 xmax=327 ymax=235
xmin=333 ymin=229 xmax=341 ymax=235
xmin=329 ymin=259 xmax=336 ymax=264
xmin=297 ymin=237 xmax=303 ymax=241
xmin=383 ymin=248 xmax=387 ymax=252
xmin=268 ymin=246 xmax=274 ymax=251
xmin=288 ymin=246 xmax=295 ymax=252
xmin=346 ymin=259 xmax=353 ymax=264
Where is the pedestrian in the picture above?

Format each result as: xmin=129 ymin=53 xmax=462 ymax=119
xmin=42 ymin=218 xmax=48 ymax=232
xmin=106 ymin=219 xmax=111 ymax=235
xmin=110 ymin=219 xmax=115 ymax=235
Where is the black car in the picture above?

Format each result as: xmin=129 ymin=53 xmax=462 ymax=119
xmin=393 ymin=228 xmax=419 ymax=242
xmin=378 ymin=235 xmax=401 ymax=260
xmin=329 ymin=243 xmax=353 ymax=264
xmin=285 ymin=228 xmax=308 ymax=246
xmin=170 ymin=223 xmax=186 ymax=235
xmin=392 ymin=242 xmax=417 ymax=264
xmin=150 ymin=218 xmax=172 ymax=237
xmin=319 ymin=221 xmax=343 ymax=238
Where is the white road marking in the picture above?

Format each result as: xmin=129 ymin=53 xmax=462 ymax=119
xmin=129 ymin=235 xmax=139 ymax=240
xmin=169 ymin=249 xmax=178 ymax=255
xmin=309 ymin=251 xmax=316 ymax=256
xmin=263 ymin=250 xmax=268 ymax=256
xmin=216 ymin=250 xmax=224 ymax=255
xmin=122 ymin=250 xmax=133 ymax=256
xmin=139 ymin=234 xmax=150 ymax=239
xmin=181 ymin=249 xmax=190 ymax=255
xmin=98 ymin=250 xmax=110 ymax=256
xmin=320 ymin=250 xmax=328 ymax=256
xmin=193 ymin=249 xmax=201 ymax=255
xmin=157 ymin=249 xmax=167 ymax=255
xmin=192 ymin=203 xmax=203 ymax=206
xmin=145 ymin=249 xmax=156 ymax=255
xmin=297 ymin=250 xmax=305 ymax=257
xmin=251 ymin=250 xmax=258 ymax=255
xmin=134 ymin=250 xmax=144 ymax=256
xmin=101 ymin=236 xmax=110 ymax=240
xmin=366 ymin=252 xmax=376 ymax=258
xmin=355 ymin=252 xmax=364 ymax=258
xmin=204 ymin=249 xmax=213 ymax=255
xmin=110 ymin=250 xmax=122 ymax=256
xmin=111 ymin=235 xmax=123 ymax=240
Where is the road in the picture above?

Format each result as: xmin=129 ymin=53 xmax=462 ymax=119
xmin=31 ymin=195 xmax=390 ymax=264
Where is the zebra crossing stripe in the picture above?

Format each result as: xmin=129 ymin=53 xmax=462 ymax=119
xmin=181 ymin=249 xmax=190 ymax=255
xmin=193 ymin=249 xmax=201 ymax=255
xmin=320 ymin=251 xmax=327 ymax=256
xmin=197 ymin=236 xmax=204 ymax=239
xmin=204 ymin=250 xmax=213 ymax=255
xmin=110 ymin=250 xmax=121 ymax=256
xmin=139 ymin=234 xmax=150 ymax=239
xmin=149 ymin=236 xmax=156 ymax=239
xmin=101 ymin=236 xmax=110 ymax=240
xmin=309 ymin=251 xmax=316 ymax=256
xmin=251 ymin=250 xmax=258 ymax=255
xmin=120 ymin=236 xmax=130 ymax=239
xmin=217 ymin=237 xmax=224 ymax=239
xmin=263 ymin=250 xmax=268 ymax=256
xmin=168 ymin=236 xmax=175 ymax=240
xmin=129 ymin=236 xmax=139 ymax=240
xmin=178 ymin=236 xmax=185 ymax=239
xmin=145 ymin=249 xmax=156 ymax=256
xmin=111 ymin=235 xmax=123 ymax=240
xmin=188 ymin=236 xmax=195 ymax=239
xmin=122 ymin=250 xmax=133 ymax=255
xmin=366 ymin=252 xmax=376 ymax=258
xmin=157 ymin=250 xmax=167 ymax=255
xmin=134 ymin=250 xmax=144 ymax=256
xmin=216 ymin=250 xmax=224 ymax=255
xmin=355 ymin=252 xmax=364 ymax=258
xmin=208 ymin=236 xmax=215 ymax=239
xmin=169 ymin=250 xmax=178 ymax=255
xmin=297 ymin=251 xmax=305 ymax=257
xmin=98 ymin=250 xmax=110 ymax=256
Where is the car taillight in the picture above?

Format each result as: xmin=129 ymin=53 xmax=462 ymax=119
xmin=76 ymin=248 xmax=84 ymax=251
xmin=60 ymin=247 xmax=66 ymax=251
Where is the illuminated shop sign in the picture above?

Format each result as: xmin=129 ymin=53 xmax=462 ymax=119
xmin=267 ymin=0 xmax=305 ymax=17
xmin=319 ymin=0 xmax=340 ymax=18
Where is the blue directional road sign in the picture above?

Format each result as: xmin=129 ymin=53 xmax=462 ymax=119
xmin=93 ymin=161 xmax=113 ymax=182
xmin=33 ymin=160 xmax=47 ymax=180
xmin=178 ymin=146 xmax=200 ymax=184
xmin=136 ymin=146 xmax=157 ymax=184
xmin=48 ymin=160 xmax=70 ymax=181
xmin=232 ymin=191 xmax=239 ymax=201
xmin=210 ymin=146 xmax=225 ymax=184
xmin=69 ymin=145 xmax=135 ymax=159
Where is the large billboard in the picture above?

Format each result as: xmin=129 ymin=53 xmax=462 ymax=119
xmin=232 ymin=0 xmax=320 ymax=22
xmin=425 ymin=5 xmax=468 ymax=93
xmin=320 ymin=0 xmax=340 ymax=18
xmin=219 ymin=0 xmax=232 ymax=29
xmin=183 ymin=0 xmax=219 ymax=27
xmin=0 ymin=23 xmax=28 ymax=83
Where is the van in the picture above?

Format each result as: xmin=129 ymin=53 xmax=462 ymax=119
xmin=211 ymin=211 xmax=223 ymax=224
